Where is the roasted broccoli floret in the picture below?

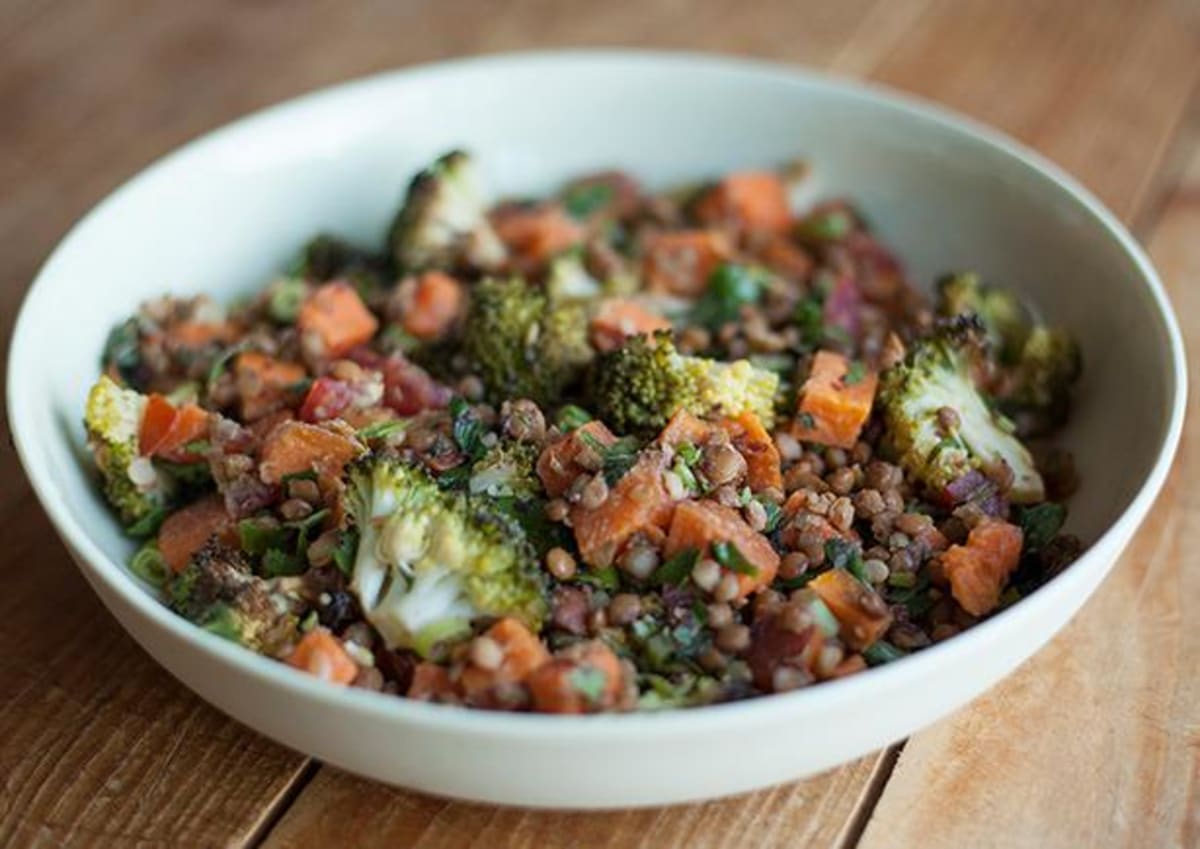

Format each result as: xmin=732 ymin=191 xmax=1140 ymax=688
xmin=167 ymin=541 xmax=303 ymax=654
xmin=85 ymin=375 xmax=171 ymax=528
xmin=345 ymin=458 xmax=547 ymax=656
xmin=462 ymin=276 xmax=592 ymax=406
xmin=936 ymin=272 xmax=1029 ymax=363
xmin=589 ymin=330 xmax=780 ymax=434
xmin=468 ymin=440 xmax=542 ymax=499
xmin=879 ymin=320 xmax=1045 ymax=503
xmin=997 ymin=325 xmax=1082 ymax=436
xmin=387 ymin=150 xmax=506 ymax=272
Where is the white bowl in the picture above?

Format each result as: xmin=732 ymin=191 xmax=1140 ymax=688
xmin=8 ymin=51 xmax=1185 ymax=809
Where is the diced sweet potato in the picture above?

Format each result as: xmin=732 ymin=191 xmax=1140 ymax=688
xmin=663 ymin=500 xmax=780 ymax=599
xmin=459 ymin=617 xmax=551 ymax=698
xmin=657 ymin=408 xmax=714 ymax=448
xmin=527 ymin=641 xmax=624 ymax=714
xmin=157 ymin=495 xmax=234 ymax=573
xmin=942 ymin=518 xmax=1024 ymax=616
xmin=693 ymin=171 xmax=792 ymax=234
xmin=642 ymin=230 xmax=731 ymax=297
xmin=169 ymin=320 xmax=239 ymax=349
xmin=492 ymin=204 xmax=584 ymax=266
xmin=234 ymin=351 xmax=308 ymax=422
xmin=571 ymin=453 xmax=674 ymax=568
xmin=286 ymin=628 xmax=358 ymax=685
xmin=408 ymin=662 xmax=456 ymax=701
xmin=258 ymin=420 xmax=364 ymax=485
xmin=792 ymin=350 xmax=878 ymax=449
xmin=398 ymin=271 xmax=465 ymax=341
xmin=718 ymin=411 xmax=783 ymax=493
xmin=589 ymin=298 xmax=672 ymax=352
xmin=536 ymin=420 xmax=617 ymax=498
xmin=810 ymin=568 xmax=892 ymax=650
xmin=758 ymin=234 xmax=813 ymax=281
xmin=297 ymin=281 xmax=379 ymax=357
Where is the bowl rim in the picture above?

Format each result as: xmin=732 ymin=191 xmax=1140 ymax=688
xmin=7 ymin=48 xmax=1187 ymax=740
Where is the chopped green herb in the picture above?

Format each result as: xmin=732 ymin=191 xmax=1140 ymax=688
xmin=332 ymin=528 xmax=359 ymax=578
xmin=798 ymin=411 xmax=817 ymax=430
xmin=357 ymin=419 xmax=407 ymax=441
xmin=238 ymin=517 xmax=289 ymax=556
xmin=863 ymin=640 xmax=906 ymax=666
xmin=449 ymin=397 xmax=487 ymax=461
xmin=711 ymin=540 xmax=758 ymax=577
xmin=581 ymin=432 xmax=641 ymax=486
xmin=101 ymin=317 xmax=142 ymax=386
xmin=825 ymin=538 xmax=868 ymax=582
xmin=690 ymin=263 xmax=770 ymax=331
xmin=280 ymin=469 xmax=318 ymax=484
xmin=569 ymin=665 xmax=609 ymax=702
xmin=261 ymin=547 xmax=305 ymax=578
xmin=1014 ymin=502 xmax=1067 ymax=552
xmin=795 ymin=208 xmax=853 ymax=243
xmin=125 ymin=505 xmax=167 ymax=539
xmin=563 ymin=182 xmax=616 ymax=219
xmin=574 ymin=565 xmax=621 ymax=593
xmin=267 ymin=278 xmax=308 ymax=324
xmin=676 ymin=441 xmax=701 ymax=466
xmin=842 ymin=360 xmax=867 ymax=386
xmin=758 ymin=498 xmax=785 ymax=534
xmin=555 ymin=404 xmax=594 ymax=432
xmin=206 ymin=343 xmax=247 ymax=392
xmin=652 ymin=548 xmax=699 ymax=587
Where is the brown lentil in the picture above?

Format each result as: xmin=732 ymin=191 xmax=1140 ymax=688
xmin=545 ymin=547 xmax=577 ymax=581
xmin=545 ymin=498 xmax=570 ymax=523
xmin=607 ymin=593 xmax=643 ymax=626
xmin=772 ymin=665 xmax=811 ymax=692
xmin=744 ymin=499 xmax=768 ymax=531
xmin=774 ymin=431 xmax=803 ymax=463
xmin=500 ymin=398 xmax=546 ymax=443
xmin=778 ymin=551 xmax=809 ymax=581
xmin=829 ymin=496 xmax=855 ymax=532
xmin=828 ymin=467 xmax=857 ymax=496
xmin=713 ymin=572 xmax=741 ymax=603
xmin=579 ymin=473 xmax=609 ymax=509
xmin=279 ymin=498 xmax=313 ymax=521
xmin=619 ymin=544 xmax=659 ymax=581
xmin=706 ymin=602 xmax=734 ymax=629
xmin=715 ymin=623 xmax=751 ymax=653
xmin=691 ymin=558 xmax=722 ymax=592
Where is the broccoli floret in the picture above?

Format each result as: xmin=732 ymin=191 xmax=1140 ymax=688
xmin=387 ymin=150 xmax=506 ymax=272
xmin=879 ymin=320 xmax=1045 ymax=503
xmin=167 ymin=541 xmax=303 ymax=654
xmin=462 ymin=277 xmax=592 ymax=406
xmin=998 ymin=326 xmax=1082 ymax=436
xmin=589 ymin=331 xmax=780 ymax=434
xmin=345 ymin=458 xmax=547 ymax=656
xmin=936 ymin=272 xmax=1029 ymax=363
xmin=85 ymin=375 xmax=171 ymax=528
xmin=468 ymin=440 xmax=542 ymax=499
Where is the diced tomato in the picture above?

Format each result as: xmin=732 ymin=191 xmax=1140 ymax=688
xmin=347 ymin=349 xmax=451 ymax=415
xmin=139 ymin=394 xmax=211 ymax=463
xmin=298 ymin=377 xmax=355 ymax=423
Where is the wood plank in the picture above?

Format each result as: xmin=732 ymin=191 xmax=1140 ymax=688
xmin=260 ymin=756 xmax=886 ymax=849
xmin=0 ymin=498 xmax=311 ymax=847
xmin=857 ymin=137 xmax=1200 ymax=849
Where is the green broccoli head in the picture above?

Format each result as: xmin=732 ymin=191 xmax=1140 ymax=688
xmin=167 ymin=541 xmax=303 ymax=655
xmin=879 ymin=319 xmax=1045 ymax=503
xmin=998 ymin=325 xmax=1082 ymax=437
xmin=589 ymin=330 xmax=780 ymax=434
xmin=387 ymin=150 xmax=506 ymax=272
xmin=85 ymin=375 xmax=171 ymax=528
xmin=462 ymin=276 xmax=593 ymax=406
xmin=345 ymin=457 xmax=547 ymax=657
xmin=936 ymin=272 xmax=1030 ymax=363
xmin=468 ymin=440 xmax=542 ymax=500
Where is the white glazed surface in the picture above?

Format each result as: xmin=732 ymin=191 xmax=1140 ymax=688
xmin=7 ymin=51 xmax=1185 ymax=809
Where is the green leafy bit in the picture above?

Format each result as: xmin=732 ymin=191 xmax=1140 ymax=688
xmin=1015 ymin=502 xmax=1067 ymax=552
xmin=863 ymin=640 xmax=907 ymax=666
xmin=690 ymin=263 xmax=769 ymax=331
xmin=332 ymin=528 xmax=359 ymax=578
xmin=555 ymin=404 xmax=594 ymax=432
xmin=573 ymin=565 xmax=620 ymax=593
xmin=261 ymin=548 xmax=306 ymax=578
xmin=711 ymin=541 xmax=758 ymax=577
xmin=356 ymin=419 xmax=408 ymax=441
xmin=652 ymin=548 xmax=699 ymax=587
xmin=569 ymin=665 xmax=609 ymax=702
xmin=267 ymin=278 xmax=309 ymax=324
xmin=843 ymin=360 xmax=867 ymax=386
xmin=580 ymin=432 xmax=641 ymax=486
xmin=563 ymin=182 xmax=616 ymax=219
xmin=126 ymin=505 xmax=168 ymax=539
xmin=450 ymin=397 xmax=488 ymax=462
xmin=825 ymin=538 xmax=868 ymax=583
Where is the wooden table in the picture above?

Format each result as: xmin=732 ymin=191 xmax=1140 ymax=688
xmin=2 ymin=1 xmax=1198 ymax=846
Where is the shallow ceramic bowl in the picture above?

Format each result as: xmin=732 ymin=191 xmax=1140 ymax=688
xmin=7 ymin=51 xmax=1185 ymax=809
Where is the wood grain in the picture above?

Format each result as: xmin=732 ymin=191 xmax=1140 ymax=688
xmin=857 ymin=140 xmax=1200 ymax=849
xmin=0 ymin=502 xmax=311 ymax=847
xmin=261 ymin=756 xmax=889 ymax=849
xmin=0 ymin=1 xmax=1198 ymax=847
